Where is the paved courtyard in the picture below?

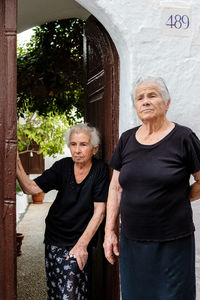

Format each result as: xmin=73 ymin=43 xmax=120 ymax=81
xmin=17 ymin=203 xmax=49 ymax=300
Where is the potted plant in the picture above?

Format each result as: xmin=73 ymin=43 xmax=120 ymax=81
xmin=17 ymin=108 xmax=70 ymax=203
xmin=16 ymin=233 xmax=24 ymax=256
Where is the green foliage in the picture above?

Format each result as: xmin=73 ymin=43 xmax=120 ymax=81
xmin=17 ymin=19 xmax=84 ymax=121
xmin=17 ymin=108 xmax=72 ymax=158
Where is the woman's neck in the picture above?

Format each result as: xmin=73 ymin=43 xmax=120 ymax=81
xmin=141 ymin=117 xmax=171 ymax=135
xmin=136 ymin=118 xmax=175 ymax=145
xmin=74 ymin=161 xmax=92 ymax=172
xmin=74 ymin=161 xmax=93 ymax=184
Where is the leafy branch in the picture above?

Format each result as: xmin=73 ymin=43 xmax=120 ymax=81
xmin=17 ymin=18 xmax=84 ymax=121
xmin=17 ymin=108 xmax=72 ymax=158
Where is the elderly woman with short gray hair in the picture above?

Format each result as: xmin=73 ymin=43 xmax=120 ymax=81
xmin=17 ymin=123 xmax=109 ymax=300
xmin=103 ymin=76 xmax=200 ymax=299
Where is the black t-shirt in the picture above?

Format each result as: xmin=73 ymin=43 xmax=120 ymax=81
xmin=34 ymin=157 xmax=109 ymax=247
xmin=109 ymin=123 xmax=200 ymax=241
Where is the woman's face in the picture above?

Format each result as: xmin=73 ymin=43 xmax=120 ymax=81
xmin=135 ymin=82 xmax=170 ymax=122
xmin=70 ymin=131 xmax=98 ymax=165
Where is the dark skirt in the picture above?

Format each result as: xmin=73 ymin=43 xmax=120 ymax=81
xmin=45 ymin=244 xmax=89 ymax=300
xmin=120 ymin=232 xmax=196 ymax=300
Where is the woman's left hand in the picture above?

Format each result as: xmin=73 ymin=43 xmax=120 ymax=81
xmin=67 ymin=245 xmax=88 ymax=270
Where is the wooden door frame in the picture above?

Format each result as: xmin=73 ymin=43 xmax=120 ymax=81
xmin=84 ymin=16 xmax=119 ymax=156
xmin=0 ymin=0 xmax=17 ymax=299
xmin=84 ymin=16 xmax=120 ymax=300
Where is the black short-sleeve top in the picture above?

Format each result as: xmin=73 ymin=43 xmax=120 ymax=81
xmin=109 ymin=123 xmax=200 ymax=241
xmin=34 ymin=157 xmax=109 ymax=247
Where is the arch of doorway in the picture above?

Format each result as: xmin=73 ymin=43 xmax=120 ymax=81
xmin=75 ymin=0 xmax=133 ymax=134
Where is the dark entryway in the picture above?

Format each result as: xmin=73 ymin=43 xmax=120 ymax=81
xmin=0 ymin=1 xmax=119 ymax=298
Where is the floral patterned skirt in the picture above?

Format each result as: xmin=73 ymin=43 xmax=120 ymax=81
xmin=45 ymin=244 xmax=88 ymax=300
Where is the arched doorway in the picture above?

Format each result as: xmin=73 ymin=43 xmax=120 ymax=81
xmin=0 ymin=1 xmax=119 ymax=299
xmin=84 ymin=16 xmax=119 ymax=300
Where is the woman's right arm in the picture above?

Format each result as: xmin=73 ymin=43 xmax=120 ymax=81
xmin=103 ymin=170 xmax=122 ymax=264
xmin=16 ymin=152 xmax=43 ymax=195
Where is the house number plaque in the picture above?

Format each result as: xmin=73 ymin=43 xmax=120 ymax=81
xmin=161 ymin=6 xmax=192 ymax=37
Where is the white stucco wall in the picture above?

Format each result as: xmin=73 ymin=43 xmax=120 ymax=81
xmin=76 ymin=0 xmax=200 ymax=138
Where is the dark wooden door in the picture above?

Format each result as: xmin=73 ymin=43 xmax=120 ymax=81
xmin=0 ymin=0 xmax=17 ymax=299
xmin=84 ymin=16 xmax=120 ymax=300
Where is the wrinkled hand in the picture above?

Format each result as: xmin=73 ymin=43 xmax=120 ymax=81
xmin=103 ymin=231 xmax=119 ymax=265
xmin=67 ymin=245 xmax=88 ymax=270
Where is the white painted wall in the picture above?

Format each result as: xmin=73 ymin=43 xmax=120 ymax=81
xmin=76 ymin=0 xmax=200 ymax=138
xmin=16 ymin=192 xmax=29 ymax=222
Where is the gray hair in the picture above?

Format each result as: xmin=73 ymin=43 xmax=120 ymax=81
xmin=133 ymin=76 xmax=171 ymax=104
xmin=65 ymin=123 xmax=100 ymax=147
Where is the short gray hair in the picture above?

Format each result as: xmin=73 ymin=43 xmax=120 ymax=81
xmin=65 ymin=123 xmax=100 ymax=147
xmin=133 ymin=76 xmax=171 ymax=104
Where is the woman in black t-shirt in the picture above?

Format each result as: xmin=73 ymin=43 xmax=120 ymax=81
xmin=103 ymin=76 xmax=200 ymax=300
xmin=17 ymin=123 xmax=109 ymax=300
